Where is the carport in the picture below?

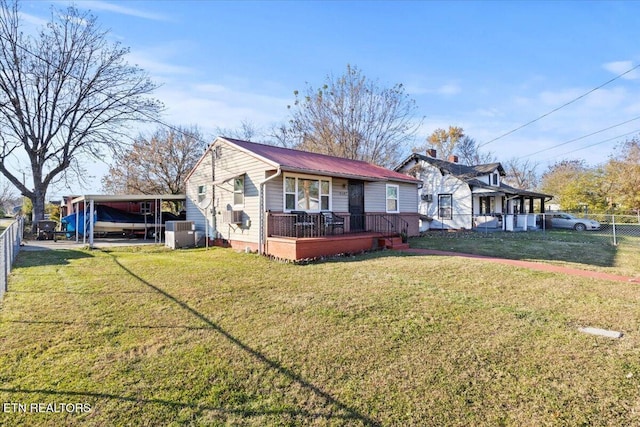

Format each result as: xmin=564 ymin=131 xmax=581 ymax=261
xmin=67 ymin=194 xmax=186 ymax=248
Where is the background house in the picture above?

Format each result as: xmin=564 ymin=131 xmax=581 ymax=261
xmin=185 ymin=137 xmax=420 ymax=260
xmin=396 ymin=149 xmax=551 ymax=231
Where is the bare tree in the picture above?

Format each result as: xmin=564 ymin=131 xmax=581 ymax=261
xmin=215 ymin=119 xmax=260 ymax=141
xmin=286 ymin=65 xmax=422 ymax=168
xmin=0 ymin=1 xmax=162 ymax=221
xmin=457 ymin=136 xmax=496 ymax=165
xmin=0 ymin=176 xmax=17 ymax=215
xmin=102 ymin=125 xmax=206 ymax=195
xmin=503 ymin=157 xmax=539 ymax=189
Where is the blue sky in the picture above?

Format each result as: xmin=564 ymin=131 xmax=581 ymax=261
xmin=17 ymin=1 xmax=640 ymax=198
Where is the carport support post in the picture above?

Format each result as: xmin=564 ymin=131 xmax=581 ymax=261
xmin=89 ymin=199 xmax=95 ymax=249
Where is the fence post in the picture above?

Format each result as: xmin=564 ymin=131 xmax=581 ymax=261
xmin=612 ymin=214 xmax=617 ymax=246
xmin=1 ymin=235 xmax=6 ymax=297
xmin=0 ymin=219 xmax=24 ymax=299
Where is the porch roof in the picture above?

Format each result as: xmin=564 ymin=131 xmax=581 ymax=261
xmin=468 ymin=179 xmax=552 ymax=199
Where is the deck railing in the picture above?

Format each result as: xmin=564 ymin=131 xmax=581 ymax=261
xmin=267 ymin=212 xmax=408 ymax=239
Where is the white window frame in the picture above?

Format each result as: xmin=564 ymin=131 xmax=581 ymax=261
xmin=283 ymin=173 xmax=332 ymax=212
xmin=233 ymin=175 xmax=245 ymax=207
xmin=438 ymin=194 xmax=453 ymax=219
xmin=386 ymin=184 xmax=400 ymax=213
xmin=197 ymin=185 xmax=206 ymax=203
xmin=140 ymin=201 xmax=152 ymax=214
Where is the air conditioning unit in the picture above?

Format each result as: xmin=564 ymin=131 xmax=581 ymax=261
xmin=165 ymin=221 xmax=196 ymax=249
xmin=421 ymin=193 xmax=433 ymax=202
xmin=223 ymin=210 xmax=243 ymax=224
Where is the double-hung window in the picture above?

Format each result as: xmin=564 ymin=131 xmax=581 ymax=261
xmin=438 ymin=194 xmax=453 ymax=219
xmin=386 ymin=184 xmax=399 ymax=213
xmin=233 ymin=176 xmax=245 ymax=206
xmin=197 ymin=185 xmax=206 ymax=203
xmin=284 ymin=175 xmax=330 ymax=211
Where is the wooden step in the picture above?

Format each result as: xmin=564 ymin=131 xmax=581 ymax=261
xmin=378 ymin=237 xmax=409 ymax=250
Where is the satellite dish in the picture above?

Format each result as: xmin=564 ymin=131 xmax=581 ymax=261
xmin=198 ymin=197 xmax=212 ymax=212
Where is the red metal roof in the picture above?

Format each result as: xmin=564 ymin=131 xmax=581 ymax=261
xmin=224 ymin=138 xmax=419 ymax=183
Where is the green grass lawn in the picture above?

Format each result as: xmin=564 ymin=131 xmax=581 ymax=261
xmin=1 ymin=245 xmax=640 ymax=426
xmin=410 ymin=230 xmax=640 ymax=277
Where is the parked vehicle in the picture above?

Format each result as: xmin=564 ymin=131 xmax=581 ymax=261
xmin=548 ymin=212 xmax=600 ymax=231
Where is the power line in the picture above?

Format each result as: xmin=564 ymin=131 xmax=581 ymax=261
xmin=478 ymin=63 xmax=640 ymax=148
xmin=520 ymin=115 xmax=640 ymax=159
xmin=539 ymin=128 xmax=640 ymax=163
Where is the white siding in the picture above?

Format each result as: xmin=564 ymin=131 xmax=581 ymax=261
xmin=398 ymin=161 xmax=473 ymax=230
xmin=213 ymin=142 xmax=273 ymax=246
xmin=186 ymin=141 xmax=274 ymax=246
xmin=185 ymin=153 xmax=213 ymax=236
xmin=264 ymin=173 xmax=283 ymax=211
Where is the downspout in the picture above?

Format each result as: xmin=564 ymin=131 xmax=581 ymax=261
xmin=258 ymin=168 xmax=282 ymax=255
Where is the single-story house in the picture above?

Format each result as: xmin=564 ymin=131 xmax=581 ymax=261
xmin=395 ymin=149 xmax=552 ymax=231
xmin=185 ymin=137 xmax=420 ymax=260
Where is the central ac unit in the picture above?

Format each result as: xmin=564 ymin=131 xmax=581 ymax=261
xmin=165 ymin=220 xmax=196 ymax=249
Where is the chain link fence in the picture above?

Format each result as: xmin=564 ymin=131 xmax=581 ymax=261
xmin=422 ymin=213 xmax=640 ymax=247
xmin=0 ymin=217 xmax=24 ymax=300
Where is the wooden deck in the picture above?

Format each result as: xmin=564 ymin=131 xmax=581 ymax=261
xmin=266 ymin=232 xmax=408 ymax=261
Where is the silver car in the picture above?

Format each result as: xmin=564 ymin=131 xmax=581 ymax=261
xmin=549 ymin=213 xmax=600 ymax=231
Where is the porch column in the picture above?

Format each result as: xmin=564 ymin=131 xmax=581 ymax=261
xmin=540 ymin=198 xmax=546 ymax=213
xmin=529 ymin=198 xmax=534 ymax=213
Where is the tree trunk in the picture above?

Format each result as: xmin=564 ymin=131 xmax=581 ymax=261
xmin=31 ymin=186 xmax=46 ymax=224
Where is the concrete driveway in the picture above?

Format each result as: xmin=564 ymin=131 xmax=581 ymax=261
xmin=20 ymin=237 xmax=163 ymax=251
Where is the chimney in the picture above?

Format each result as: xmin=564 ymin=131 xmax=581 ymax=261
xmin=448 ymin=155 xmax=459 ymax=163
xmin=426 ymin=148 xmax=437 ymax=158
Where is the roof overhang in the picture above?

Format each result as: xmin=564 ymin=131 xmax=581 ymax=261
xmin=279 ymin=166 xmax=420 ymax=184
xmin=70 ymin=194 xmax=186 ymax=205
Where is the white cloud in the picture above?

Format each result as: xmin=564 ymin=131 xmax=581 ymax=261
xmin=155 ymin=83 xmax=291 ymax=135
xmin=59 ymin=0 xmax=169 ymax=21
xmin=17 ymin=11 xmax=48 ymax=27
xmin=437 ymin=83 xmax=462 ymax=96
xmin=128 ymin=52 xmax=195 ymax=77
xmin=603 ymin=60 xmax=640 ymax=80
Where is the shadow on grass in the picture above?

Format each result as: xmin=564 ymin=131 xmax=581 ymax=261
xmin=0 ymin=387 xmax=340 ymax=420
xmin=409 ymin=230 xmax=619 ymax=268
xmin=10 ymin=249 xmax=379 ymax=425
xmin=13 ymin=249 xmax=93 ymax=268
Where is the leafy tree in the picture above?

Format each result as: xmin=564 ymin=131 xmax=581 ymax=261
xmin=604 ymin=137 xmax=640 ymax=213
xmin=415 ymin=128 xmax=496 ymax=167
xmin=286 ymin=65 xmax=421 ymax=168
xmin=102 ymin=126 xmax=206 ymax=195
xmin=45 ymin=202 xmax=60 ymax=222
xmin=420 ymin=126 xmax=465 ymax=160
xmin=539 ymin=160 xmax=609 ymax=212
xmin=0 ymin=0 xmax=161 ymax=222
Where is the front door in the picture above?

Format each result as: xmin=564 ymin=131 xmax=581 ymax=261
xmin=348 ymin=180 xmax=365 ymax=232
